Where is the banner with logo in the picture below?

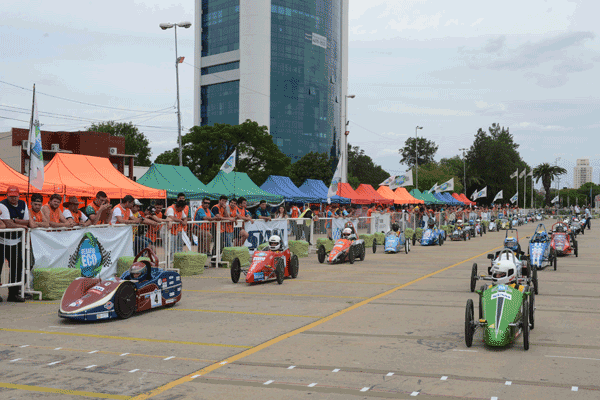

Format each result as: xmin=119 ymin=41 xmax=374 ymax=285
xmin=370 ymin=213 xmax=391 ymax=234
xmin=243 ymin=219 xmax=288 ymax=250
xmin=332 ymin=218 xmax=360 ymax=240
xmin=30 ymin=226 xmax=133 ymax=280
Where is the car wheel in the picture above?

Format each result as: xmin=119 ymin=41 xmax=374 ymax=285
xmin=470 ymin=263 xmax=477 ymax=292
xmin=523 ymin=298 xmax=530 ymax=351
xmin=275 ymin=258 xmax=285 ymax=284
xmin=114 ymin=282 xmax=136 ymax=319
xmin=348 ymin=246 xmax=355 ymax=264
xmin=465 ymin=299 xmax=475 ymax=348
xmin=480 ymin=229 xmax=483 ymax=237
xmin=317 ymin=245 xmax=326 ymax=264
xmin=529 ymin=291 xmax=535 ymax=330
xmin=533 ymin=267 xmax=539 ymax=295
xmin=553 ymin=252 xmax=557 ymax=271
xmin=524 ymin=260 xmax=531 ymax=279
xmin=359 ymin=243 xmax=366 ymax=261
xmin=575 ymin=241 xmax=578 ymax=257
xmin=230 ymin=258 xmax=241 ymax=283
xmin=290 ymin=255 xmax=299 ymax=278
xmin=479 ymin=295 xmax=483 ymax=320
xmin=412 ymin=235 xmax=416 ymax=247
xmin=405 ymin=240 xmax=409 ymax=254
xmin=581 ymin=228 xmax=585 ymax=235
xmin=468 ymin=233 xmax=471 ymax=240
xmin=373 ymin=239 xmax=377 ymax=253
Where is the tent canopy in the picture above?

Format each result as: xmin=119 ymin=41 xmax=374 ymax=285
xmin=452 ymin=193 xmax=467 ymax=205
xmin=337 ymin=182 xmax=371 ymax=204
xmin=394 ymin=187 xmax=423 ymax=205
xmin=43 ymin=153 xmax=166 ymax=199
xmin=0 ymin=157 xmax=64 ymax=195
xmin=206 ymin=171 xmax=284 ymax=203
xmin=355 ymin=184 xmax=393 ymax=205
xmin=137 ymin=164 xmax=211 ymax=199
xmin=260 ymin=175 xmax=317 ymax=202
xmin=457 ymin=193 xmax=475 ymax=205
xmin=411 ymin=189 xmax=442 ymax=205
xmin=298 ymin=179 xmax=350 ymax=203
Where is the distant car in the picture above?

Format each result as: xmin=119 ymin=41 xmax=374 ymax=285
xmin=528 ymin=224 xmax=557 ymax=270
xmin=231 ymin=246 xmax=298 ymax=285
xmin=450 ymin=224 xmax=470 ymax=241
xmin=418 ymin=223 xmax=445 ymax=246
xmin=318 ymin=222 xmax=370 ymax=264
xmin=384 ymin=229 xmax=410 ymax=254
xmin=550 ymin=222 xmax=578 ymax=258
xmin=59 ymin=248 xmax=182 ymax=321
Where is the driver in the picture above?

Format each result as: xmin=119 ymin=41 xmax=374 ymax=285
xmin=129 ymin=262 xmax=147 ymax=281
xmin=269 ymin=235 xmax=283 ymax=252
xmin=427 ymin=219 xmax=435 ymax=229
xmin=456 ymin=219 xmax=463 ymax=229
xmin=390 ymin=222 xmax=401 ymax=236
xmin=491 ymin=259 xmax=525 ymax=291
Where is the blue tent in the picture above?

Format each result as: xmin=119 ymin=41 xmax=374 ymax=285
xmin=440 ymin=192 xmax=461 ymax=205
xmin=298 ymin=179 xmax=351 ymax=204
xmin=260 ymin=175 xmax=318 ymax=203
xmin=432 ymin=192 xmax=449 ymax=204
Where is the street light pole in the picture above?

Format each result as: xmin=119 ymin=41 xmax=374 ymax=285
xmin=555 ymin=157 xmax=561 ymax=206
xmin=160 ymin=21 xmax=191 ymax=166
xmin=459 ymin=148 xmax=468 ymax=194
xmin=415 ymin=126 xmax=423 ymax=190
xmin=342 ymin=94 xmax=355 ymax=183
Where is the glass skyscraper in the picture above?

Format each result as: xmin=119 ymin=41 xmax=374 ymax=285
xmin=194 ymin=0 xmax=349 ymax=162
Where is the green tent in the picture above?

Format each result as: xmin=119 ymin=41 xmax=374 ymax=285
xmin=410 ymin=188 xmax=442 ymax=205
xmin=206 ymin=171 xmax=284 ymax=203
xmin=137 ymin=164 xmax=212 ymax=199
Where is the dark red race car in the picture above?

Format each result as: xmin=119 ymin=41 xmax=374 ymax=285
xmin=230 ymin=247 xmax=299 ymax=285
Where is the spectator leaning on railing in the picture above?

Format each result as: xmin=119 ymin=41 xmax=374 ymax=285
xmin=85 ymin=191 xmax=112 ymax=225
xmin=211 ymin=195 xmax=234 ymax=248
xmin=29 ymin=193 xmax=49 ymax=228
xmin=111 ymin=195 xmax=142 ymax=225
xmin=167 ymin=193 xmax=189 ymax=254
xmin=42 ymin=194 xmax=76 ymax=228
xmin=131 ymin=199 xmax=160 ymax=254
xmin=63 ymin=196 xmax=91 ymax=227
xmin=144 ymin=205 xmax=165 ymax=248
xmin=255 ymin=200 xmax=271 ymax=221
xmin=236 ymin=197 xmax=253 ymax=247
xmin=194 ymin=197 xmax=218 ymax=255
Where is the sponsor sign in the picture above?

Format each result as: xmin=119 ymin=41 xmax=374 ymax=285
xmin=312 ymin=33 xmax=327 ymax=49
xmin=244 ymin=219 xmax=288 ymax=250
xmin=371 ymin=213 xmax=390 ymax=235
xmin=491 ymin=292 xmax=512 ymax=300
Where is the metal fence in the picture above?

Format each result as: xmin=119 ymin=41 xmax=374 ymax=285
xmin=0 ymin=228 xmax=30 ymax=299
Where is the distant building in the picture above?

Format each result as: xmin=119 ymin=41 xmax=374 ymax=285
xmin=0 ymin=128 xmax=137 ymax=179
xmin=573 ymin=158 xmax=593 ymax=189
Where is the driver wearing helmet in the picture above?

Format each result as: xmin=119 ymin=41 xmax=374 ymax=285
xmin=269 ymin=235 xmax=283 ymax=252
xmin=341 ymin=227 xmax=356 ymax=241
xmin=490 ymin=259 xmax=525 ymax=292
xmin=427 ymin=219 xmax=435 ymax=229
xmin=391 ymin=222 xmax=400 ymax=236
xmin=129 ymin=261 xmax=148 ymax=281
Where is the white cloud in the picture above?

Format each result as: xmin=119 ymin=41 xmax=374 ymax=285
xmin=470 ymin=18 xmax=484 ymax=27
xmin=445 ymin=19 xmax=459 ymax=27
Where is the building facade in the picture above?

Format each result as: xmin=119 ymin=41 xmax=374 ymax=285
xmin=573 ymin=158 xmax=593 ymax=189
xmin=194 ymin=0 xmax=349 ymax=162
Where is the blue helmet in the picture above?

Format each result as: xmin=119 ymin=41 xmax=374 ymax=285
xmin=504 ymin=237 xmax=518 ymax=251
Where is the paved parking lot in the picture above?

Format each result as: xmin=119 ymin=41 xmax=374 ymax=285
xmin=1 ymin=219 xmax=598 ymax=399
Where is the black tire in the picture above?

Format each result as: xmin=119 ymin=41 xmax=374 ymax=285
xmin=529 ymin=291 xmax=535 ymax=330
xmin=479 ymin=295 xmax=483 ymax=320
xmin=230 ymin=258 xmax=241 ymax=283
xmin=412 ymin=235 xmax=416 ymax=247
xmin=114 ymin=282 xmax=136 ymax=319
xmin=275 ymin=258 xmax=284 ymax=284
xmin=439 ymin=235 xmax=443 ymax=246
xmin=465 ymin=299 xmax=475 ymax=348
xmin=480 ymin=228 xmax=483 ymax=237
xmin=290 ymin=255 xmax=299 ymax=278
xmin=581 ymin=227 xmax=584 ymax=235
xmin=533 ymin=266 xmax=539 ymax=295
xmin=372 ymin=239 xmax=377 ymax=253
xmin=348 ymin=246 xmax=355 ymax=264
xmin=470 ymin=263 xmax=477 ymax=293
xmin=553 ymin=253 xmax=557 ymax=270
xmin=317 ymin=245 xmax=326 ymax=264
xmin=463 ymin=233 xmax=467 ymax=241
xmin=483 ymin=225 xmax=487 ymax=234
xmin=523 ymin=298 xmax=530 ymax=351
xmin=575 ymin=241 xmax=578 ymax=257
xmin=468 ymin=233 xmax=471 ymax=240
xmin=405 ymin=239 xmax=409 ymax=254
xmin=524 ymin=260 xmax=531 ymax=279
xmin=359 ymin=243 xmax=365 ymax=261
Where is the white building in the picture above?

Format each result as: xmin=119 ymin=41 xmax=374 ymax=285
xmin=573 ymin=158 xmax=593 ymax=189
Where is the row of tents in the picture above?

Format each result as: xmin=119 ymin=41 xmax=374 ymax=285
xmin=0 ymin=153 xmax=476 ymax=206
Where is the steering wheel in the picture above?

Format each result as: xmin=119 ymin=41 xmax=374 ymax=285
xmin=134 ymin=247 xmax=159 ymax=267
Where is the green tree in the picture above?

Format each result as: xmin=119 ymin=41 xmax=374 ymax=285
xmin=405 ymin=163 xmax=463 ymax=194
xmin=289 ymin=152 xmax=333 ymax=187
xmin=348 ymin=144 xmax=390 ymax=189
xmin=155 ymin=120 xmax=291 ymax=185
xmin=532 ymin=163 xmax=567 ymax=206
xmin=88 ymin=121 xmax=152 ymax=166
xmin=398 ymin=137 xmax=439 ymax=167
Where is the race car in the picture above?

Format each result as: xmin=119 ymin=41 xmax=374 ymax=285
xmin=528 ymin=224 xmax=557 ymax=270
xmin=487 ymin=217 xmax=498 ymax=232
xmin=450 ymin=220 xmax=470 ymax=241
xmin=231 ymin=235 xmax=299 ymax=284
xmin=551 ymin=222 xmax=578 ymax=257
xmin=498 ymin=218 xmax=510 ymax=230
xmin=470 ymin=248 xmax=538 ymax=295
xmin=59 ymin=248 xmax=182 ymax=321
xmin=571 ymin=216 xmax=584 ymax=236
xmin=318 ymin=223 xmax=369 ymax=264
xmin=464 ymin=220 xmax=477 ymax=238
xmin=474 ymin=219 xmax=486 ymax=236
xmin=384 ymin=223 xmax=410 ymax=254
xmin=417 ymin=220 xmax=445 ymax=246
xmin=503 ymin=229 xmax=522 ymax=255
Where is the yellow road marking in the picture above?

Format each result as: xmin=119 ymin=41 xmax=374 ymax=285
xmin=169 ymin=308 xmax=321 ymax=318
xmin=0 ymin=382 xmax=130 ymax=399
xmin=184 ymin=289 xmax=368 ymax=299
xmin=132 ymin=245 xmax=502 ymax=400
xmin=25 ymin=301 xmax=59 ymax=305
xmin=0 ymin=328 xmax=250 ymax=349
xmin=300 ymin=279 xmax=396 ymax=285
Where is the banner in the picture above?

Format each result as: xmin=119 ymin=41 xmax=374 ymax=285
xmin=428 ymin=183 xmax=438 ymax=194
xmin=380 ymin=176 xmax=394 ymax=186
xmin=510 ymin=169 xmax=518 ymax=179
xmin=437 ymin=178 xmax=454 ymax=193
xmin=510 ymin=192 xmax=518 ymax=204
xmin=28 ymin=85 xmax=44 ymax=190
xmin=332 ymin=218 xmax=359 ymax=240
xmin=389 ymin=169 xmax=413 ymax=189
xmin=31 ymin=226 xmax=133 ymax=280
xmin=493 ymin=190 xmax=503 ymax=202
xmin=244 ymin=219 xmax=288 ymax=250
xmin=370 ymin=213 xmax=391 ymax=234
xmin=220 ymin=149 xmax=236 ymax=173
xmin=475 ymin=187 xmax=487 ymax=199
xmin=471 ymin=189 xmax=478 ymax=200
xmin=519 ymin=169 xmax=526 ymax=178
xmin=551 ymin=195 xmax=559 ymax=203
xmin=328 ymin=157 xmax=343 ymax=203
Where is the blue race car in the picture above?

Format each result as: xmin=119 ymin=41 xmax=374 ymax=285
xmin=418 ymin=220 xmax=445 ymax=246
xmin=528 ymin=224 xmax=557 ymax=270
xmin=384 ymin=223 xmax=410 ymax=254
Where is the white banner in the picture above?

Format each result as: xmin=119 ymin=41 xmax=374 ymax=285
xmin=31 ymin=226 xmax=133 ymax=280
xmin=332 ymin=218 xmax=359 ymax=240
xmin=220 ymin=149 xmax=236 ymax=173
xmin=389 ymin=170 xmax=413 ymax=189
xmin=328 ymin=157 xmax=343 ymax=202
xmin=244 ymin=219 xmax=288 ymax=249
xmin=370 ymin=213 xmax=390 ymax=234
xmin=437 ymin=178 xmax=454 ymax=193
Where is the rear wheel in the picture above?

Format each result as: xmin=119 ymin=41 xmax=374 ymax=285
xmin=412 ymin=235 xmax=416 ymax=247
xmin=479 ymin=295 xmax=483 ymax=320
xmin=348 ymin=246 xmax=355 ymax=264
xmin=470 ymin=263 xmax=477 ymax=293
xmin=405 ymin=239 xmax=409 ymax=254
xmin=290 ymin=255 xmax=299 ymax=278
xmin=575 ymin=241 xmax=578 ymax=257
xmin=114 ymin=282 xmax=136 ymax=319
xmin=465 ymin=299 xmax=475 ymax=348
xmin=553 ymin=251 xmax=557 ymax=270
xmin=533 ymin=267 xmax=539 ymax=295
xmin=275 ymin=258 xmax=285 ymax=284
xmin=372 ymin=239 xmax=377 ymax=253
xmin=529 ymin=291 xmax=535 ymax=330
xmin=230 ymin=258 xmax=241 ymax=283
xmin=359 ymin=243 xmax=366 ymax=261
xmin=317 ymin=245 xmax=326 ymax=264
xmin=523 ymin=298 xmax=530 ymax=351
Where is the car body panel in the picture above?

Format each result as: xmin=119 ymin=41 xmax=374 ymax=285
xmin=246 ymin=249 xmax=292 ymax=283
xmin=481 ymin=284 xmax=525 ymax=347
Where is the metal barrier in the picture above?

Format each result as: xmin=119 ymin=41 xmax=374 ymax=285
xmin=0 ymin=228 xmax=28 ymax=299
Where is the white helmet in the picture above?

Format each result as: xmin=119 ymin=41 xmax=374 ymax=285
xmin=476 ymin=219 xmax=481 ymax=223
xmin=456 ymin=219 xmax=463 ymax=225
xmin=342 ymin=227 xmax=352 ymax=239
xmin=268 ymin=235 xmax=282 ymax=251
xmin=490 ymin=260 xmax=516 ymax=285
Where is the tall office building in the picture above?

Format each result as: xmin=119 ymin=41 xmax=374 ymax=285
xmin=573 ymin=158 xmax=593 ymax=189
xmin=194 ymin=0 xmax=349 ymax=162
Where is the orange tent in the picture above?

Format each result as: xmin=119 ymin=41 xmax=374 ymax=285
xmin=0 ymin=157 xmax=64 ymax=195
xmin=336 ymin=182 xmax=371 ymax=204
xmin=355 ymin=184 xmax=393 ymax=205
xmin=44 ymin=153 xmax=166 ymax=199
xmin=376 ymin=186 xmax=403 ymax=204
xmin=394 ymin=187 xmax=424 ymax=205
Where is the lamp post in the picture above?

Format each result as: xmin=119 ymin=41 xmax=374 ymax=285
xmin=342 ymin=94 xmax=356 ymax=183
xmin=555 ymin=157 xmax=561 ymax=206
xmin=160 ymin=21 xmax=191 ymax=166
xmin=459 ymin=148 xmax=468 ymax=194
xmin=415 ymin=126 xmax=423 ymax=190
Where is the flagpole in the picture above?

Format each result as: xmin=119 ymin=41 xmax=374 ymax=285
xmin=27 ymin=84 xmax=36 ymax=203
xmin=516 ymin=169 xmax=518 ymax=208
xmin=523 ymin=169 xmax=526 ymax=209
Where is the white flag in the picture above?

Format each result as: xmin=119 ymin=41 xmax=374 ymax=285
xmin=519 ymin=169 xmax=526 ymax=178
xmin=471 ymin=189 xmax=478 ymax=200
xmin=551 ymin=195 xmax=559 ymax=203
xmin=220 ymin=149 xmax=236 ymax=173
xmin=428 ymin=183 xmax=438 ymax=194
xmin=28 ymin=86 xmax=44 ymax=190
xmin=475 ymin=187 xmax=487 ymax=199
xmin=510 ymin=169 xmax=518 ymax=179
xmin=380 ymin=176 xmax=394 ymax=186
xmin=493 ymin=190 xmax=503 ymax=202
xmin=528 ymin=170 xmax=533 ymax=177
xmin=327 ymin=156 xmax=343 ymax=203
xmin=510 ymin=192 xmax=518 ymax=204
xmin=389 ymin=169 xmax=413 ymax=189
xmin=437 ymin=178 xmax=454 ymax=193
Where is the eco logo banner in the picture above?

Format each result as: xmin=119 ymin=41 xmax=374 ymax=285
xmin=67 ymin=232 xmax=112 ymax=277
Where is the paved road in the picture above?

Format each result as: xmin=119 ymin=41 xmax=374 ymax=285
xmin=0 ymin=219 xmax=598 ymax=399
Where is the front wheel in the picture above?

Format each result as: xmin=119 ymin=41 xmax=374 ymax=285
xmin=465 ymin=299 xmax=475 ymax=348
xmin=317 ymin=245 xmax=326 ymax=264
xmin=114 ymin=282 xmax=137 ymax=319
xmin=275 ymin=258 xmax=285 ymax=284
xmin=230 ymin=258 xmax=241 ymax=283
xmin=523 ymin=298 xmax=530 ymax=351
xmin=412 ymin=235 xmax=416 ymax=247
xmin=575 ymin=241 xmax=578 ymax=257
xmin=553 ymin=253 xmax=557 ymax=270
xmin=470 ymin=263 xmax=477 ymax=292
xmin=359 ymin=243 xmax=366 ymax=261
xmin=290 ymin=254 xmax=299 ymax=278
xmin=372 ymin=239 xmax=377 ymax=253
xmin=348 ymin=246 xmax=355 ymax=264
xmin=529 ymin=291 xmax=535 ymax=330
xmin=405 ymin=239 xmax=409 ymax=254
xmin=533 ymin=267 xmax=539 ymax=295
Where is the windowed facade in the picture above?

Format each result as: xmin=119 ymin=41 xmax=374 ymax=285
xmin=201 ymin=0 xmax=239 ymax=57
xmin=201 ymin=61 xmax=240 ymax=75
xmin=201 ymin=81 xmax=239 ymax=126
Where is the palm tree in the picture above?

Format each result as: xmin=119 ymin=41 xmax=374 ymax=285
xmin=533 ymin=163 xmax=567 ymax=206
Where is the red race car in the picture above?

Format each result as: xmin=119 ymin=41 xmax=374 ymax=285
xmin=230 ymin=237 xmax=299 ymax=285
xmin=317 ymin=222 xmax=371 ymax=264
xmin=551 ymin=222 xmax=578 ymax=257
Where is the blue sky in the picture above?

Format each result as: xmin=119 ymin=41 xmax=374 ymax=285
xmin=1 ymin=0 xmax=599 ymax=187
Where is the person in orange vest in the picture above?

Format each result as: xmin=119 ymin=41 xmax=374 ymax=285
xmin=84 ymin=191 xmax=112 ymax=225
xmin=63 ymin=196 xmax=91 ymax=227
xmin=29 ymin=193 xmax=49 ymax=228
xmin=42 ymin=194 xmax=75 ymax=228
xmin=167 ymin=193 xmax=189 ymax=254
xmin=111 ymin=195 xmax=141 ymax=225
xmin=290 ymin=204 xmax=300 ymax=218
xmin=235 ymin=197 xmax=253 ymax=248
xmin=211 ymin=195 xmax=235 ymax=248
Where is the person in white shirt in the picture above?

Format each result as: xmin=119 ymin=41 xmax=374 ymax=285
xmin=62 ymin=196 xmax=91 ymax=227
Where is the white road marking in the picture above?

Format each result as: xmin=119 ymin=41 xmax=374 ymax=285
xmin=572 ymin=386 xmax=579 ymax=392
xmin=19 ymin=345 xmax=29 ymax=348
xmin=220 ymin=361 xmax=228 ymax=365
xmin=163 ymin=356 xmax=175 ymax=361
xmin=386 ymin=372 xmax=394 ymax=377
xmin=120 ymin=353 xmax=130 ymax=357
xmin=505 ymin=381 xmax=512 ymax=385
xmin=85 ymin=365 xmax=96 ymax=369
xmin=129 ymin=369 xmax=139 ymax=373
xmin=441 ymin=376 xmax=448 ymax=381
xmin=88 ymin=350 xmax=98 ymax=354
xmin=308 ymin=383 xmax=317 ymax=387
xmin=191 ymin=375 xmax=200 ymax=379
xmin=47 ymin=361 xmax=61 ymax=366
xmin=54 ymin=348 xmax=62 ymax=350
xmin=491 ymin=397 xmax=498 ymax=400
xmin=411 ymin=392 xmax=419 ymax=396
xmin=452 ymin=349 xmax=477 ymax=352
xmin=546 ymin=355 xmax=600 ymax=362
xmin=332 ymin=368 xmax=340 ymax=372
xmin=360 ymin=387 xmax=370 ymax=392
xmin=287 ymin=366 xmax=295 ymax=369
xmin=9 ymin=358 xmax=21 ymax=363
xmin=263 ymin=380 xmax=274 ymax=385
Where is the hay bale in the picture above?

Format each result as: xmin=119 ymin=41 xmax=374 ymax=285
xmin=117 ymin=256 xmax=151 ymax=277
xmin=415 ymin=228 xmax=424 ymax=240
xmin=289 ymin=240 xmax=309 ymax=258
xmin=481 ymin=220 xmax=490 ymax=228
xmin=33 ymin=268 xmax=81 ymax=300
xmin=316 ymin=238 xmax=334 ymax=252
xmin=361 ymin=234 xmax=374 ymax=246
xmin=173 ymin=252 xmax=206 ymax=276
xmin=257 ymin=242 xmax=269 ymax=251
xmin=222 ymin=246 xmax=251 ymax=268
xmin=405 ymin=228 xmax=414 ymax=239
xmin=373 ymin=232 xmax=385 ymax=246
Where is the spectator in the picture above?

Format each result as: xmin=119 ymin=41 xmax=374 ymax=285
xmin=111 ymin=195 xmax=142 ymax=225
xmin=229 ymin=198 xmax=249 ymax=246
xmin=290 ymin=204 xmax=301 ymax=218
xmin=42 ymin=194 xmax=75 ymax=228
xmin=236 ymin=197 xmax=253 ymax=247
xmin=211 ymin=195 xmax=234 ymax=248
xmin=144 ymin=205 xmax=165 ymax=248
xmin=255 ymin=200 xmax=271 ymax=221
xmin=274 ymin=205 xmax=287 ymax=219
xmin=132 ymin=199 xmax=159 ymax=254
xmin=194 ymin=197 xmax=218 ymax=255
xmin=298 ymin=205 xmax=319 ymax=244
xmin=0 ymin=186 xmax=30 ymax=302
xmin=167 ymin=193 xmax=189 ymax=253
xmin=85 ymin=191 xmax=112 ymax=225
xmin=29 ymin=193 xmax=49 ymax=228
xmin=63 ymin=196 xmax=91 ymax=227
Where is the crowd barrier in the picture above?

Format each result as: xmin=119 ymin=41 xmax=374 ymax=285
xmin=0 ymin=228 xmax=29 ymax=299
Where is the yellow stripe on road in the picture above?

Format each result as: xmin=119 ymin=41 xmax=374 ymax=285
xmin=0 ymin=382 xmax=131 ymax=399
xmin=0 ymin=328 xmax=250 ymax=349
xmin=184 ymin=289 xmax=368 ymax=299
xmin=169 ymin=308 xmax=321 ymax=318
xmin=131 ymin=245 xmax=502 ymax=400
